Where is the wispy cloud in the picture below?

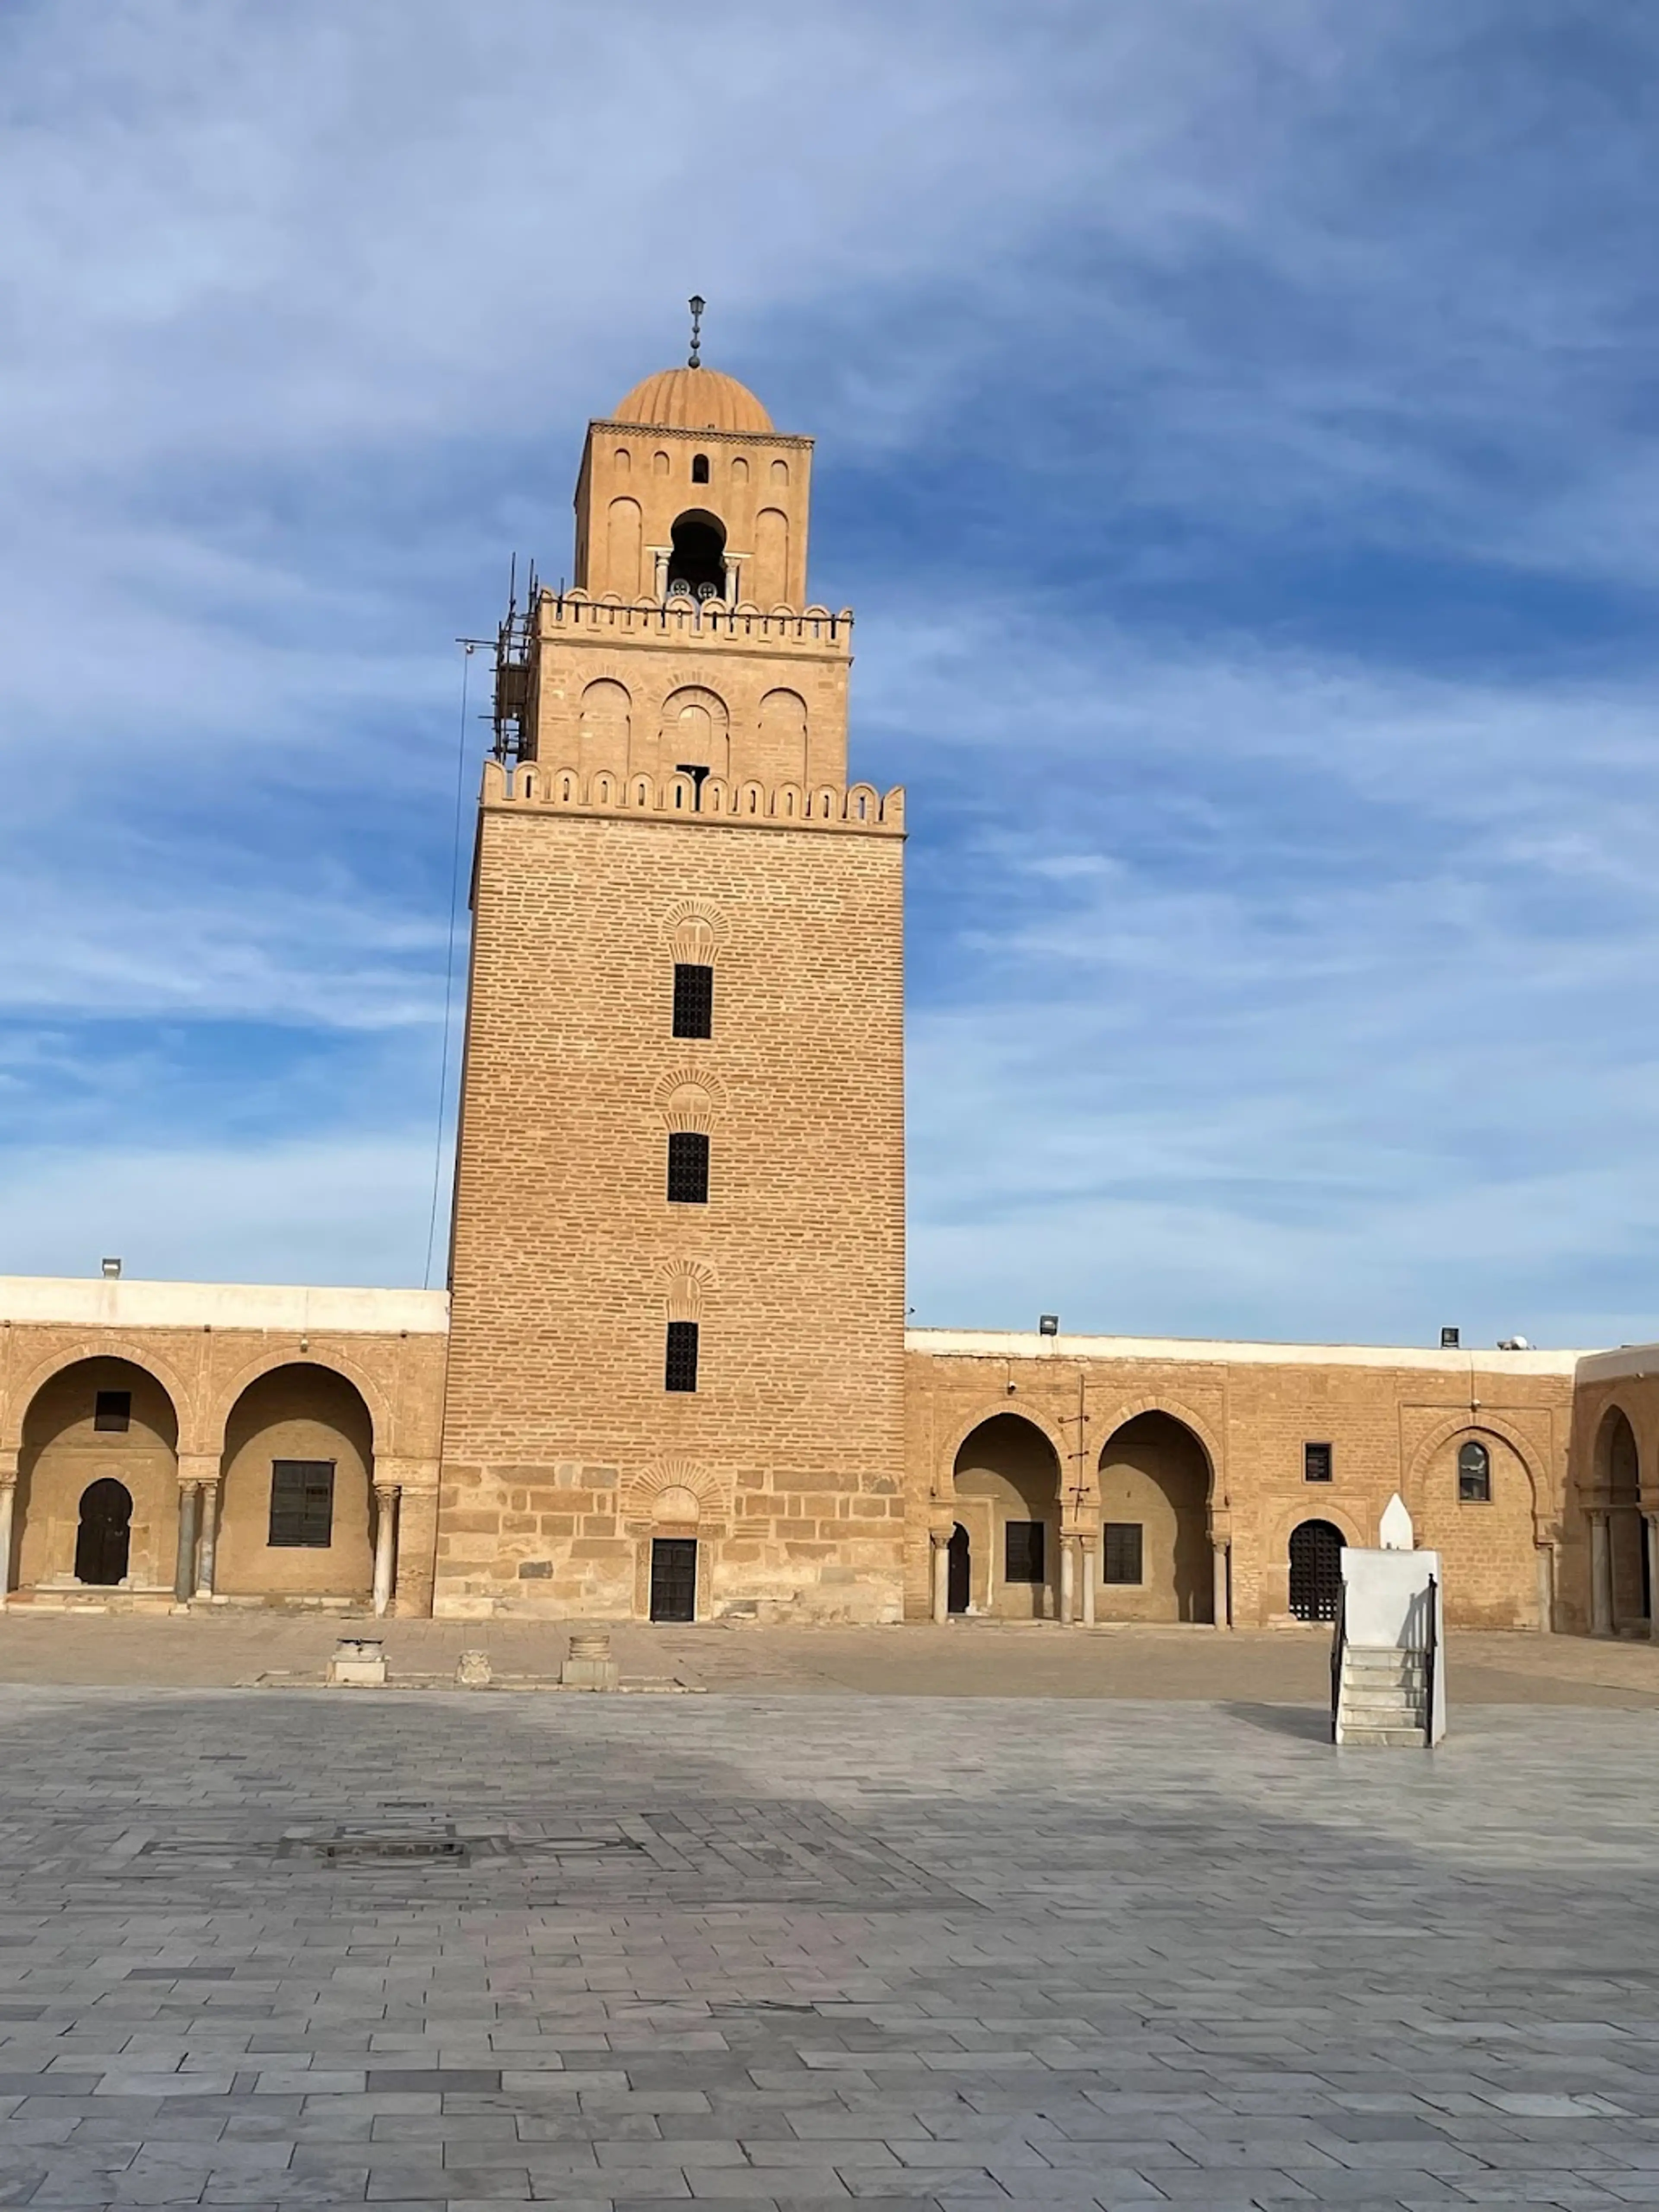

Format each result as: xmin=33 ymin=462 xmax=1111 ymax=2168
xmin=0 ymin=1 xmax=1654 ymax=1340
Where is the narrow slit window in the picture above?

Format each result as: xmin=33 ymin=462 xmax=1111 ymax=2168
xmin=1102 ymin=1522 xmax=1143 ymax=1585
xmin=268 ymin=1460 xmax=335 ymax=1548
xmin=1303 ymin=1441 xmax=1333 ymax=1483
xmin=1457 ymin=1439 xmax=1491 ymax=1502
xmin=1004 ymin=1520 xmax=1045 ymax=1584
xmin=667 ymin=1130 xmax=710 ymax=1204
xmin=93 ymin=1390 xmax=132 ymax=1432
xmin=672 ymin=962 xmax=714 ymax=1039
xmin=665 ymin=1320 xmax=700 ymax=1393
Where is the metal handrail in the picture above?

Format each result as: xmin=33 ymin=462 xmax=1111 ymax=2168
xmin=1330 ymin=1582 xmax=1346 ymax=1744
xmin=1423 ymin=1573 xmax=1439 ymax=1748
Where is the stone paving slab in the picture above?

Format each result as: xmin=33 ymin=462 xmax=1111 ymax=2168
xmin=3 ymin=1688 xmax=1659 ymax=2207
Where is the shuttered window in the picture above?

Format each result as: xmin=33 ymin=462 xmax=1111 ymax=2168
xmin=667 ymin=1130 xmax=710 ymax=1204
xmin=1102 ymin=1522 xmax=1143 ymax=1585
xmin=1303 ymin=1441 xmax=1333 ymax=1483
xmin=665 ymin=1320 xmax=700 ymax=1393
xmin=269 ymin=1460 xmax=335 ymax=1548
xmin=1458 ymin=1439 xmax=1491 ymax=1502
xmin=1004 ymin=1520 xmax=1045 ymax=1583
xmin=672 ymin=963 xmax=714 ymax=1039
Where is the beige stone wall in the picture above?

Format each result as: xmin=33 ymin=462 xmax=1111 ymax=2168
xmin=907 ymin=1334 xmax=1576 ymax=1629
xmin=439 ymin=796 xmax=907 ymax=1622
xmin=0 ymin=1283 xmax=448 ymax=1612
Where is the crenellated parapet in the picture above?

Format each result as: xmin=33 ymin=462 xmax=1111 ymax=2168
xmin=480 ymin=756 xmax=903 ymax=834
xmin=537 ymin=588 xmax=852 ymax=655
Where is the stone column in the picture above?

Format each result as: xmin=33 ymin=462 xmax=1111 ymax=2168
xmin=194 ymin=1481 xmax=222 ymax=1600
xmin=1211 ymin=1540 xmax=1231 ymax=1630
xmin=0 ymin=1472 xmax=16 ymax=1601
xmin=1590 ymin=1510 xmax=1613 ymax=1636
xmin=1059 ymin=1533 xmax=1076 ymax=1625
xmin=372 ymin=1486 xmax=401 ymax=1618
xmin=173 ymin=1484 xmax=200 ymax=1604
xmin=1079 ymin=1535 xmax=1096 ymax=1626
xmin=1535 ymin=1541 xmax=1557 ymax=1635
xmin=931 ymin=1530 xmax=950 ymax=1625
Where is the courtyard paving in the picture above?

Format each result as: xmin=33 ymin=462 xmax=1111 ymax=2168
xmin=2 ymin=1650 xmax=1659 ymax=2209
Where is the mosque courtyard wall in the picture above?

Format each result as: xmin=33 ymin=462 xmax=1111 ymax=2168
xmin=0 ymin=1275 xmax=1622 ymax=1637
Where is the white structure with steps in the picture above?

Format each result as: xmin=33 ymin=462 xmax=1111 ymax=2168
xmin=1332 ymin=1536 xmax=1446 ymax=1747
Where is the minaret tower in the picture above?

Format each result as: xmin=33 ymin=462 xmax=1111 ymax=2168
xmin=436 ymin=317 xmax=907 ymax=1622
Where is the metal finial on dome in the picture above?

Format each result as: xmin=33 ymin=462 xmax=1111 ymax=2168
xmin=687 ymin=294 xmax=705 ymax=369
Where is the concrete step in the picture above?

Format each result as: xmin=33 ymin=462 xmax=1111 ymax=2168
xmin=1336 ymin=1690 xmax=1433 ymax=1725
xmin=1341 ymin=1725 xmax=1430 ymax=1747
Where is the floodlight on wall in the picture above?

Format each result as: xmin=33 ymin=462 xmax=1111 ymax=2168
xmin=1039 ymin=1314 xmax=1059 ymax=1337
xmin=1440 ymin=1325 xmax=1460 ymax=1348
xmin=101 ymin=1257 xmax=122 ymax=1280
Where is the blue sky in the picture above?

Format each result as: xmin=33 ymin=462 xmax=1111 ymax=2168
xmin=2 ymin=0 xmax=1656 ymax=1347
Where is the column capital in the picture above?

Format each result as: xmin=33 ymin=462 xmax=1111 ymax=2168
xmin=375 ymin=1455 xmax=437 ymax=1494
xmin=177 ymin=1453 xmax=220 ymax=1489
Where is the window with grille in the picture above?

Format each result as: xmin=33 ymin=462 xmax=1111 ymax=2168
xmin=1457 ymin=1439 xmax=1491 ymax=1502
xmin=672 ymin=963 xmax=714 ymax=1038
xmin=1303 ymin=1441 xmax=1333 ymax=1483
xmin=1102 ymin=1522 xmax=1143 ymax=1585
xmin=665 ymin=1320 xmax=700 ymax=1393
xmin=268 ymin=1460 xmax=335 ymax=1548
xmin=93 ymin=1390 xmax=131 ymax=1432
xmin=1004 ymin=1519 xmax=1045 ymax=1583
xmin=667 ymin=1130 xmax=709 ymax=1204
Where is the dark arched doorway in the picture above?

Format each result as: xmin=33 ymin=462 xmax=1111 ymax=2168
xmin=947 ymin=1524 xmax=970 ymax=1614
xmin=1288 ymin=1520 xmax=1344 ymax=1622
xmin=75 ymin=1479 xmax=132 ymax=1586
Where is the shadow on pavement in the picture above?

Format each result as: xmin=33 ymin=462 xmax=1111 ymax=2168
xmin=1220 ymin=1700 xmax=1331 ymax=1742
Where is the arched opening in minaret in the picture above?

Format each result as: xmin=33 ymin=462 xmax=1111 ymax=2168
xmin=668 ymin=509 xmax=726 ymax=600
xmin=691 ymin=453 xmax=710 ymax=484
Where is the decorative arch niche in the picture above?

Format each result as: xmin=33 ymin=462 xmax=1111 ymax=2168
xmin=215 ymin=1363 xmax=375 ymax=1603
xmin=578 ymin=678 xmax=631 ymax=781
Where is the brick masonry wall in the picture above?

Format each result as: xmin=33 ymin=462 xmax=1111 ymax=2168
xmin=0 ymin=1317 xmax=447 ymax=1612
xmin=438 ymin=802 xmax=907 ymax=1620
xmin=905 ymin=1346 xmax=1575 ymax=1628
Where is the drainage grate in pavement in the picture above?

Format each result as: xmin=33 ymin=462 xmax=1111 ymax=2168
xmin=280 ymin=1824 xmax=475 ymax=1864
